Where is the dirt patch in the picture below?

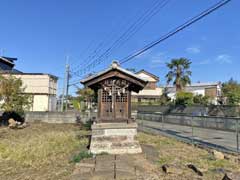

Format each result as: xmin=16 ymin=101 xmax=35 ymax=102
xmin=141 ymin=144 xmax=159 ymax=163
xmin=137 ymin=132 xmax=240 ymax=179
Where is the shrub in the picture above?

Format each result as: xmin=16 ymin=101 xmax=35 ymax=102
xmin=71 ymin=150 xmax=93 ymax=163
xmin=193 ymin=94 xmax=209 ymax=105
xmin=0 ymin=75 xmax=32 ymax=126
xmin=0 ymin=75 xmax=32 ymax=114
xmin=222 ymin=78 xmax=240 ymax=105
xmin=82 ymin=120 xmax=92 ymax=130
xmin=1 ymin=111 xmax=24 ymax=125
xmin=175 ymin=91 xmax=193 ymax=106
xmin=158 ymin=93 xmax=171 ymax=105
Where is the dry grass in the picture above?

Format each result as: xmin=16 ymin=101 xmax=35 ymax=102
xmin=0 ymin=123 xmax=88 ymax=180
xmin=0 ymin=123 xmax=239 ymax=180
xmin=137 ymin=132 xmax=240 ymax=179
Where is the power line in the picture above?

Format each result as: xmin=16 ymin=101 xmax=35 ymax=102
xmin=71 ymin=0 xmax=170 ymax=77
xmin=71 ymin=0 xmax=164 ymax=73
xmin=70 ymin=40 xmax=97 ymax=71
xmin=69 ymin=0 xmax=231 ymax=86
xmin=70 ymin=40 xmax=105 ymax=72
xmin=120 ymin=0 xmax=231 ymax=64
xmin=81 ymin=0 xmax=169 ymax=74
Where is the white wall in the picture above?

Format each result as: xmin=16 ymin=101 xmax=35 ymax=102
xmin=132 ymin=88 xmax=163 ymax=96
xmin=14 ymin=74 xmax=51 ymax=94
xmin=191 ymin=89 xmax=205 ymax=96
xmin=168 ymin=89 xmax=205 ymax=100
xmin=32 ymin=95 xmax=49 ymax=111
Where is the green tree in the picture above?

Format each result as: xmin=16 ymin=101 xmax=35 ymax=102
xmin=222 ymin=78 xmax=240 ymax=105
xmin=76 ymin=88 xmax=95 ymax=110
xmin=166 ymin=58 xmax=192 ymax=92
xmin=175 ymin=91 xmax=193 ymax=106
xmin=158 ymin=88 xmax=171 ymax=105
xmin=0 ymin=75 xmax=32 ymax=115
xmin=193 ymin=94 xmax=209 ymax=105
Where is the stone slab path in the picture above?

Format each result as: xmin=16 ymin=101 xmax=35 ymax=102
xmin=71 ymin=153 xmax=162 ymax=180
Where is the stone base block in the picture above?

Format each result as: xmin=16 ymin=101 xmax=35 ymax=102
xmin=90 ymin=123 xmax=142 ymax=154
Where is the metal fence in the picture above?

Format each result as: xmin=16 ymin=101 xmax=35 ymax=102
xmin=136 ymin=112 xmax=240 ymax=154
xmin=133 ymin=104 xmax=240 ymax=117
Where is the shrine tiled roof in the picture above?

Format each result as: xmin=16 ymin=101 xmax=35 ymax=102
xmin=81 ymin=61 xmax=147 ymax=84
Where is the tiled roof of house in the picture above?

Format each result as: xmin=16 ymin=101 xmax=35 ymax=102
xmin=166 ymin=82 xmax=220 ymax=88
xmin=135 ymin=69 xmax=159 ymax=81
xmin=0 ymin=72 xmax=58 ymax=79
xmin=165 ymin=82 xmax=221 ymax=93
xmin=0 ymin=56 xmax=17 ymax=65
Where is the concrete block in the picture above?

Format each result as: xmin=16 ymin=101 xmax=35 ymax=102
xmin=90 ymin=123 xmax=142 ymax=154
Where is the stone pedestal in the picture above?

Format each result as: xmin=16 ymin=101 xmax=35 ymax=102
xmin=90 ymin=123 xmax=142 ymax=154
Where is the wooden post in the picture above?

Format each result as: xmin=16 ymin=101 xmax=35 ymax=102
xmin=128 ymin=91 xmax=131 ymax=121
xmin=112 ymin=80 xmax=116 ymax=121
xmin=97 ymin=89 xmax=102 ymax=123
xmin=236 ymin=119 xmax=239 ymax=154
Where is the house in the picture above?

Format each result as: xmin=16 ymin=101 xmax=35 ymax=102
xmin=132 ymin=69 xmax=222 ymax=105
xmin=132 ymin=70 xmax=163 ymax=103
xmin=165 ymin=82 xmax=222 ymax=104
xmin=0 ymin=56 xmax=21 ymax=73
xmin=0 ymin=56 xmax=58 ymax=111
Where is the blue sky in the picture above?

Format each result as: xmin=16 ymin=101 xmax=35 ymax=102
xmin=0 ymin=0 xmax=239 ymax=94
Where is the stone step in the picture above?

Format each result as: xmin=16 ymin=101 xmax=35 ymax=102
xmin=92 ymin=135 xmax=130 ymax=142
xmin=91 ymin=147 xmax=142 ymax=154
xmin=90 ymin=123 xmax=142 ymax=154
xmin=91 ymin=141 xmax=140 ymax=148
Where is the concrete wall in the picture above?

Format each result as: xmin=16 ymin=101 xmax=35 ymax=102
xmin=25 ymin=111 xmax=97 ymax=124
xmin=136 ymin=112 xmax=239 ymax=132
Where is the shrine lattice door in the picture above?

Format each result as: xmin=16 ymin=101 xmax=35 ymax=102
xmin=99 ymin=79 xmax=129 ymax=122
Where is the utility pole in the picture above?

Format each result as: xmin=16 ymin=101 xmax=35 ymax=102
xmin=0 ymin=48 xmax=5 ymax=56
xmin=65 ymin=62 xmax=70 ymax=111
xmin=61 ymin=56 xmax=70 ymax=112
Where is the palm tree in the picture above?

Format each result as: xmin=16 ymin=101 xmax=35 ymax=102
xmin=165 ymin=58 xmax=192 ymax=92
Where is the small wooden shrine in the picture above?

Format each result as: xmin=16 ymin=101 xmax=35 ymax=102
xmin=81 ymin=61 xmax=147 ymax=154
xmin=81 ymin=61 xmax=147 ymax=123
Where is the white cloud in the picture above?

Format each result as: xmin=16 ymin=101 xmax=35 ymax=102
xmin=151 ymin=59 xmax=163 ymax=63
xmin=186 ymin=47 xmax=201 ymax=54
xmin=215 ymin=54 xmax=232 ymax=64
xmin=198 ymin=59 xmax=210 ymax=65
xmin=149 ymin=52 xmax=166 ymax=67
